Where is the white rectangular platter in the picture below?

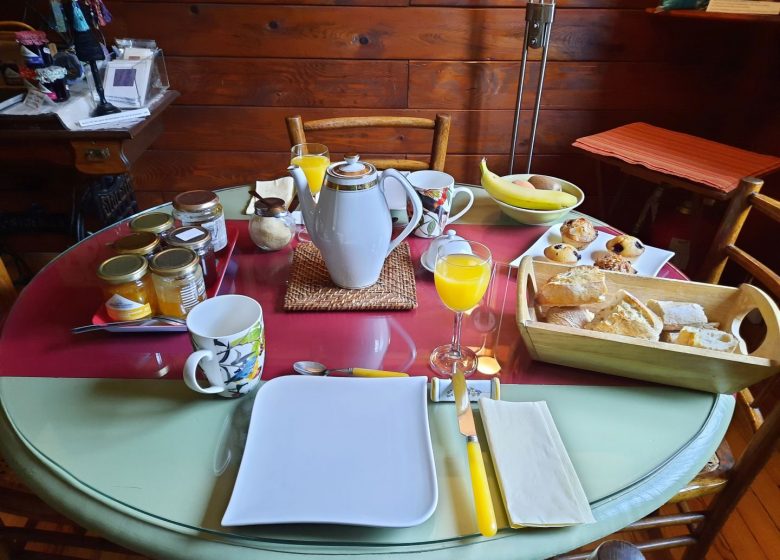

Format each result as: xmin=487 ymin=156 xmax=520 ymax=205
xmin=222 ymin=376 xmax=438 ymax=527
xmin=509 ymin=223 xmax=674 ymax=277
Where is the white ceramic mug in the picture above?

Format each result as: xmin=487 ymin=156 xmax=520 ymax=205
xmin=408 ymin=170 xmax=475 ymax=238
xmin=183 ymin=295 xmax=265 ymax=398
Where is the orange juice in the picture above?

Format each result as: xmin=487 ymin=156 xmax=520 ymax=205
xmin=291 ymin=154 xmax=330 ymax=195
xmin=434 ymin=254 xmax=491 ymax=312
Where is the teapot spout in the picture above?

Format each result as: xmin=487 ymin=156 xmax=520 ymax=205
xmin=288 ymin=164 xmax=318 ymax=241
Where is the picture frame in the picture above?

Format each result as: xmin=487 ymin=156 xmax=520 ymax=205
xmin=103 ymin=57 xmax=152 ymax=108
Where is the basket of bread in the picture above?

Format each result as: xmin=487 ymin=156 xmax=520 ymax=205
xmin=516 ymin=256 xmax=780 ymax=394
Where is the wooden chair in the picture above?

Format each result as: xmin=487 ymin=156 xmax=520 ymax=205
xmin=557 ymin=179 xmax=780 ymax=560
xmin=285 ymin=114 xmax=451 ymax=172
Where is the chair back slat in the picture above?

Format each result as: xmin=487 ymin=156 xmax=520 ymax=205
xmin=285 ymin=114 xmax=451 ymax=172
xmin=724 ymin=245 xmax=780 ymax=300
xmin=751 ymin=192 xmax=780 ymax=223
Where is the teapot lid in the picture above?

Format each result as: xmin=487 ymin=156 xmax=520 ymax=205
xmin=329 ymin=154 xmax=375 ymax=181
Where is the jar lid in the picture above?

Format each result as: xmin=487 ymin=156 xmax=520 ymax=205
xmin=166 ymin=226 xmax=211 ymax=250
xmin=173 ymin=190 xmax=220 ymax=212
xmin=130 ymin=212 xmax=174 ymax=234
xmin=97 ymin=254 xmax=148 ymax=284
xmin=150 ymin=247 xmax=200 ymax=276
xmin=254 ymin=197 xmax=289 ymax=218
xmin=113 ymin=231 xmax=160 ymax=255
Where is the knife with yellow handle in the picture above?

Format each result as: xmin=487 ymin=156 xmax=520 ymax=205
xmin=452 ymin=369 xmax=497 ymax=537
xmin=348 ymin=368 xmax=409 ymax=378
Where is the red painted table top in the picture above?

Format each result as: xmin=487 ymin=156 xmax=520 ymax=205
xmin=0 ymin=220 xmax=684 ymax=385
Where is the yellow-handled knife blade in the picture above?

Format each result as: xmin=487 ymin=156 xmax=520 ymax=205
xmin=452 ymin=369 xmax=497 ymax=537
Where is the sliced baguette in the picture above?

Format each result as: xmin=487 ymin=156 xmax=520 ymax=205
xmin=544 ymin=307 xmax=595 ymax=329
xmin=585 ymin=289 xmax=663 ymax=341
xmin=674 ymin=326 xmax=740 ymax=353
xmin=646 ymin=300 xmax=709 ymax=331
xmin=535 ymin=266 xmax=608 ymax=307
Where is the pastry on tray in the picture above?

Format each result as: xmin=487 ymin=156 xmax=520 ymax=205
xmin=543 ymin=307 xmax=595 ymax=329
xmin=594 ymin=253 xmax=636 ymax=274
xmin=673 ymin=326 xmax=741 ymax=354
xmin=606 ymin=235 xmax=645 ymax=261
xmin=584 ymin=289 xmax=662 ymax=341
xmin=543 ymin=243 xmax=581 ymax=264
xmin=559 ymin=218 xmax=597 ymax=249
xmin=646 ymin=300 xmax=709 ymax=331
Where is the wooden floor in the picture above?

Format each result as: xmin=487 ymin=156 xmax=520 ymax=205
xmin=1 ymin=405 xmax=778 ymax=560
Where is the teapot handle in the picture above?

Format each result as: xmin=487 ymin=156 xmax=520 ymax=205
xmin=383 ymin=169 xmax=422 ymax=257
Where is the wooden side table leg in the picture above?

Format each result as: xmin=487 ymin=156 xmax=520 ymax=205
xmin=632 ymin=184 xmax=664 ymax=235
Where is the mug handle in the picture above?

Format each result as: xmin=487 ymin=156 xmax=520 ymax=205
xmin=183 ymin=349 xmax=225 ymax=394
xmin=383 ymin=169 xmax=422 ymax=257
xmin=447 ymin=186 xmax=475 ymax=225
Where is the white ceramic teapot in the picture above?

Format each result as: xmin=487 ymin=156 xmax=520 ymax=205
xmin=289 ymin=154 xmax=423 ymax=289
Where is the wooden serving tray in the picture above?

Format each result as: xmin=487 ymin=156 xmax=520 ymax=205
xmin=516 ymin=257 xmax=780 ymax=394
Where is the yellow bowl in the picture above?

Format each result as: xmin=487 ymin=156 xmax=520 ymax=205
xmin=491 ymin=174 xmax=584 ymax=225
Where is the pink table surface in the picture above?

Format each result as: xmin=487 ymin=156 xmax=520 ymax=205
xmin=0 ymin=220 xmax=685 ymax=385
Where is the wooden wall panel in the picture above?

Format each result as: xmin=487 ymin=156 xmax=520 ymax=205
xmin=167 ymin=58 xmax=408 ymax=107
xmin=107 ymin=4 xmax=749 ymax=62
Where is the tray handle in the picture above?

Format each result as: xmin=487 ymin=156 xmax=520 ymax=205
xmin=516 ymin=256 xmax=538 ymax=323
xmin=725 ymin=283 xmax=780 ymax=361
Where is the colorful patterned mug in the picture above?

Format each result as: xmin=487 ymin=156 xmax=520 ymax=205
xmin=183 ymin=295 xmax=265 ymax=398
xmin=408 ymin=170 xmax=475 ymax=238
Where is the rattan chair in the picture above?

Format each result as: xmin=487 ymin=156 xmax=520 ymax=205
xmin=285 ymin=114 xmax=451 ymax=172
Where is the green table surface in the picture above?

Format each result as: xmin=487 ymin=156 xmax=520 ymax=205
xmin=0 ymin=185 xmax=734 ymax=559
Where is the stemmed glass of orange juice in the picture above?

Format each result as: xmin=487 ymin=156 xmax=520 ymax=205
xmin=291 ymin=143 xmax=330 ymax=199
xmin=430 ymin=239 xmax=493 ymax=376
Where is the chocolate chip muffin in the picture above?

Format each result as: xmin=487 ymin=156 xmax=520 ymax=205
xmin=606 ymin=235 xmax=645 ymax=261
xmin=543 ymin=243 xmax=581 ymax=264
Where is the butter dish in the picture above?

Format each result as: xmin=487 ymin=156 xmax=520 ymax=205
xmin=478 ymin=398 xmax=594 ymax=527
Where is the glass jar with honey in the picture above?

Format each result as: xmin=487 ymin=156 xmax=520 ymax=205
xmin=149 ymin=248 xmax=207 ymax=319
xmin=113 ymin=231 xmax=161 ymax=262
xmin=172 ymin=190 xmax=228 ymax=252
xmin=165 ymin=226 xmax=218 ymax=290
xmin=130 ymin=212 xmax=175 ymax=239
xmin=97 ymin=254 xmax=158 ymax=321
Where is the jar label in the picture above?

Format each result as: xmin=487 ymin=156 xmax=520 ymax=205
xmin=199 ymin=218 xmax=228 ymax=252
xmin=105 ymin=294 xmax=152 ymax=321
xmin=175 ymin=227 xmax=204 ymax=242
xmin=180 ymin=276 xmax=206 ymax=312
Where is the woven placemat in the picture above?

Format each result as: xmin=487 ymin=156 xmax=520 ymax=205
xmin=284 ymin=242 xmax=417 ymax=311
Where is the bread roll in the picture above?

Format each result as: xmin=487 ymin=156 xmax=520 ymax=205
xmin=674 ymin=326 xmax=740 ymax=353
xmin=585 ymin=290 xmax=663 ymax=341
xmin=535 ymin=266 xmax=608 ymax=307
xmin=646 ymin=300 xmax=709 ymax=331
xmin=544 ymin=307 xmax=595 ymax=329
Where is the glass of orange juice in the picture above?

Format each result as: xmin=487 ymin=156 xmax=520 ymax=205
xmin=290 ymin=143 xmax=330 ymax=197
xmin=430 ymin=239 xmax=493 ymax=377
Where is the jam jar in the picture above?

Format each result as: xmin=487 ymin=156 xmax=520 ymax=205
xmin=113 ymin=231 xmax=161 ymax=262
xmin=149 ymin=248 xmax=207 ymax=319
xmin=249 ymin=197 xmax=295 ymax=251
xmin=172 ymin=191 xmax=228 ymax=252
xmin=165 ymin=226 xmax=218 ymax=290
xmin=130 ymin=212 xmax=175 ymax=239
xmin=97 ymin=254 xmax=157 ymax=321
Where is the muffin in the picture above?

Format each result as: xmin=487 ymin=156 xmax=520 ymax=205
xmin=594 ymin=253 xmax=637 ymax=274
xmin=606 ymin=235 xmax=645 ymax=261
xmin=543 ymin=243 xmax=581 ymax=264
xmin=560 ymin=218 xmax=597 ymax=249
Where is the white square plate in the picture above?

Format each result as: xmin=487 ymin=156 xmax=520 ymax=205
xmin=222 ymin=376 xmax=438 ymax=527
xmin=509 ymin=223 xmax=674 ymax=277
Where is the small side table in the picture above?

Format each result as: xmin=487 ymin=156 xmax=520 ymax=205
xmin=0 ymin=90 xmax=179 ymax=238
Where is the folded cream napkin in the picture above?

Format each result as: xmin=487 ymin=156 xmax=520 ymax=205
xmin=478 ymin=398 xmax=595 ymax=528
xmin=244 ymin=177 xmax=295 ymax=215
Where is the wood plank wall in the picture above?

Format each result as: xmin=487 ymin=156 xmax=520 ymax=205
xmin=94 ymin=0 xmax=779 ymax=212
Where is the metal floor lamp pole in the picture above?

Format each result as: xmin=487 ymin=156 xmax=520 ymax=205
xmin=509 ymin=0 xmax=556 ymax=175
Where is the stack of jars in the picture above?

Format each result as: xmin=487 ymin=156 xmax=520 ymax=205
xmin=96 ymin=190 xmax=228 ymax=321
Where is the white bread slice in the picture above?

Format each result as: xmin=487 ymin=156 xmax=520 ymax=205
xmin=584 ymin=290 xmax=662 ymax=341
xmin=674 ymin=326 xmax=740 ymax=353
xmin=646 ymin=300 xmax=709 ymax=331
xmin=535 ymin=266 xmax=607 ymax=307
xmin=544 ymin=307 xmax=595 ymax=329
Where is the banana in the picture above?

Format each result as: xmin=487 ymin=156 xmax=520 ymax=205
xmin=479 ymin=158 xmax=577 ymax=210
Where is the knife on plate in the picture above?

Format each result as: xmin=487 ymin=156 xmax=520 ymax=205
xmin=452 ymin=368 xmax=497 ymax=537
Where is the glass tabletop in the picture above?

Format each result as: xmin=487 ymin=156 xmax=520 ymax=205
xmin=0 ymin=184 xmax=732 ymax=559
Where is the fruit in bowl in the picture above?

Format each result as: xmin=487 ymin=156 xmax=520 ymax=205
xmin=479 ymin=159 xmax=584 ymax=225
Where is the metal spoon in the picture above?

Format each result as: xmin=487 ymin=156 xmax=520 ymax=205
xmin=292 ymin=361 xmax=409 ymax=378
xmin=72 ymin=316 xmax=186 ymax=334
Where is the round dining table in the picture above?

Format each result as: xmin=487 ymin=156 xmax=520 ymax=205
xmin=0 ymin=184 xmax=734 ymax=560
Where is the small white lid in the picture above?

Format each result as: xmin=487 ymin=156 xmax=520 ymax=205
xmin=421 ymin=230 xmax=470 ymax=272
